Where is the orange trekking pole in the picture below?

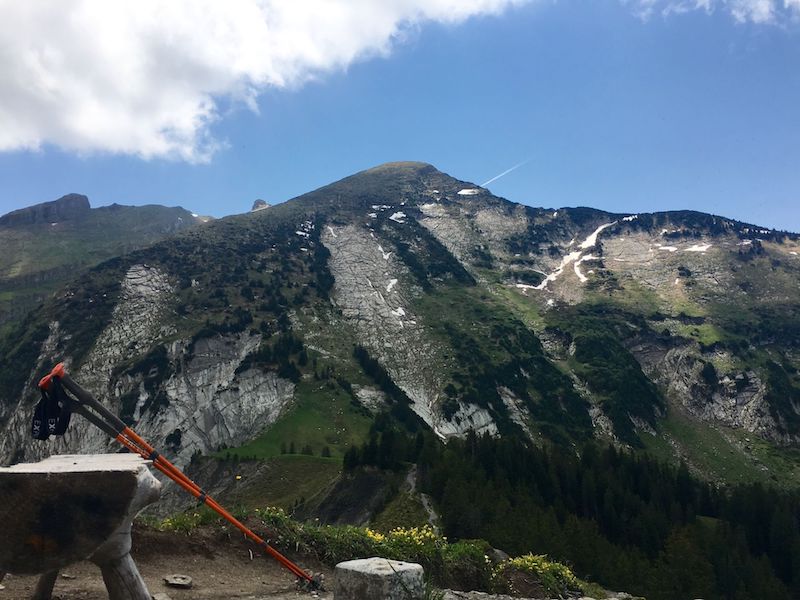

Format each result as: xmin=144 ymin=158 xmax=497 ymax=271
xmin=34 ymin=363 xmax=320 ymax=588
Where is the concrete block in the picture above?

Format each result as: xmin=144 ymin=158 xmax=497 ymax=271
xmin=334 ymin=557 xmax=424 ymax=600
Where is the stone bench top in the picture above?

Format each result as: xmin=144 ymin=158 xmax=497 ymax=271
xmin=0 ymin=453 xmax=150 ymax=474
xmin=0 ymin=453 xmax=159 ymax=575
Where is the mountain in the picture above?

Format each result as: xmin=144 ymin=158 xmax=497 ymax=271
xmin=0 ymin=193 xmax=208 ymax=333
xmin=1 ymin=162 xmax=799 ymax=486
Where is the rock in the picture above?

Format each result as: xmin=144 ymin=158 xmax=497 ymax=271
xmin=488 ymin=548 xmax=510 ymax=564
xmin=252 ymin=199 xmax=270 ymax=211
xmin=0 ymin=454 xmax=160 ymax=575
xmin=163 ymin=574 xmax=192 ymax=589
xmin=334 ymin=557 xmax=423 ymax=600
xmin=60 ymin=573 xmax=77 ymax=579
xmin=152 ymin=593 xmax=173 ymax=600
xmin=323 ymin=224 xmax=497 ymax=437
xmin=0 ymin=193 xmax=90 ymax=227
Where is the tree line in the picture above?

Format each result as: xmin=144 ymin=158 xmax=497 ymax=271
xmin=345 ymin=428 xmax=799 ymax=600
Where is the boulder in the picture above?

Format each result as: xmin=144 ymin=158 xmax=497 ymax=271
xmin=334 ymin=557 xmax=423 ymax=600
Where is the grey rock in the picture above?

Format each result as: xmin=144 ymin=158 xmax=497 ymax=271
xmin=0 ymin=193 xmax=90 ymax=227
xmin=334 ymin=557 xmax=423 ymax=600
xmin=163 ymin=574 xmax=192 ymax=589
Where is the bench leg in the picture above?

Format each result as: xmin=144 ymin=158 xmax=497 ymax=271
xmin=31 ymin=570 xmax=58 ymax=600
xmin=97 ymin=553 xmax=150 ymax=600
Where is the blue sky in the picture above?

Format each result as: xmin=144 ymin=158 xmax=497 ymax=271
xmin=1 ymin=1 xmax=799 ymax=231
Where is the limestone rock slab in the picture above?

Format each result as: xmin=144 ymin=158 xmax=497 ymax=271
xmin=0 ymin=454 xmax=157 ymax=574
xmin=334 ymin=557 xmax=423 ymax=600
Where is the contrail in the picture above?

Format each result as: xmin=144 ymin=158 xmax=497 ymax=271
xmin=481 ymin=158 xmax=530 ymax=187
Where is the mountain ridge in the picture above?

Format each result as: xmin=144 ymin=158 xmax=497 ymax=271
xmin=0 ymin=162 xmax=798 ymax=485
xmin=0 ymin=193 xmax=207 ymax=333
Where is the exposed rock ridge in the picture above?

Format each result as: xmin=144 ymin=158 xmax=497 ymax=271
xmin=0 ymin=267 xmax=295 ymax=469
xmin=0 ymin=194 xmax=90 ymax=227
xmin=119 ymin=334 xmax=295 ymax=468
xmin=322 ymin=222 xmax=497 ymax=438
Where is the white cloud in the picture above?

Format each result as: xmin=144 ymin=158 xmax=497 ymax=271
xmin=629 ymin=0 xmax=800 ymax=22
xmin=0 ymin=1 xmax=527 ymax=162
xmin=0 ymin=0 xmax=796 ymax=163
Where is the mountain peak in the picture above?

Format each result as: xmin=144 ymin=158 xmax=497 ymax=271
xmin=363 ymin=161 xmax=435 ymax=173
xmin=0 ymin=193 xmax=90 ymax=228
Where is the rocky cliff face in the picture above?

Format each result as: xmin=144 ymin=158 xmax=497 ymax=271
xmin=0 ymin=193 xmax=90 ymax=228
xmin=323 ymin=222 xmax=496 ymax=437
xmin=0 ymin=263 xmax=294 ymax=468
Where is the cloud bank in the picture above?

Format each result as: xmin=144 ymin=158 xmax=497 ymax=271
xmin=0 ymin=0 xmax=796 ymax=162
xmin=0 ymin=1 xmax=527 ymax=162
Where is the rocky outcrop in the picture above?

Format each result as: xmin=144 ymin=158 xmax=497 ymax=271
xmin=0 ymin=194 xmax=90 ymax=228
xmin=323 ymin=222 xmax=496 ymax=438
xmin=417 ymin=198 xmax=529 ymax=278
xmin=0 ymin=265 xmax=295 ymax=469
xmin=117 ymin=334 xmax=295 ymax=468
xmin=628 ymin=337 xmax=789 ymax=442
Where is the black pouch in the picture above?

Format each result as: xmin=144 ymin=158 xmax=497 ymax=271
xmin=31 ymin=390 xmax=50 ymax=440
xmin=31 ymin=377 xmax=72 ymax=440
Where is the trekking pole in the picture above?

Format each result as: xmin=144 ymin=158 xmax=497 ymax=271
xmin=35 ymin=363 xmax=318 ymax=587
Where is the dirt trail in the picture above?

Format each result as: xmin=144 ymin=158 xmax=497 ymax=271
xmin=0 ymin=526 xmax=333 ymax=600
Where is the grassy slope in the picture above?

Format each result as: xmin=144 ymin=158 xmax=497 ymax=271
xmin=226 ymin=455 xmax=343 ymax=512
xmin=642 ymin=404 xmax=800 ymax=488
xmin=218 ymin=378 xmax=373 ymax=460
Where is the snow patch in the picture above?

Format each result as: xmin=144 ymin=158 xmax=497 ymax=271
xmin=378 ymin=245 xmax=391 ymax=260
xmin=327 ymin=226 xmax=337 ymax=238
xmin=533 ymin=251 xmax=582 ymax=290
xmin=685 ymin=243 xmax=712 ymax=253
xmin=386 ymin=279 xmax=398 ymax=293
xmin=457 ymin=188 xmax=480 ymax=196
xmin=389 ymin=211 xmax=407 ymax=223
xmin=532 ymin=222 xmax=615 ymax=290
xmin=391 ymin=307 xmax=406 ymax=318
xmin=368 ymin=212 xmax=377 ymax=218
xmin=623 ymin=215 xmax=638 ymax=222
xmin=295 ymin=231 xmax=309 ymax=238
xmin=580 ymin=222 xmax=617 ymax=249
xmin=737 ymin=240 xmax=753 ymax=246
xmin=573 ymin=254 xmax=599 ymax=283
xmin=658 ymin=246 xmax=678 ymax=252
